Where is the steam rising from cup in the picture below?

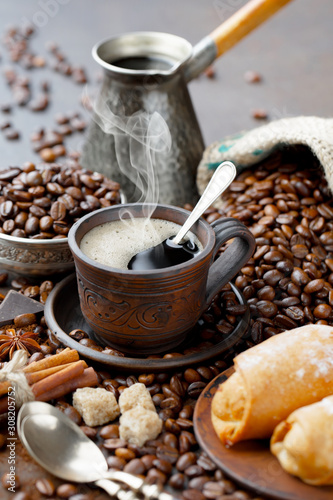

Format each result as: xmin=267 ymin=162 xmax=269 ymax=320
xmin=83 ymin=87 xmax=172 ymax=221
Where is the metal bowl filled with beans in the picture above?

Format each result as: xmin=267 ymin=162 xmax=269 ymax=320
xmin=0 ymin=161 xmax=123 ymax=276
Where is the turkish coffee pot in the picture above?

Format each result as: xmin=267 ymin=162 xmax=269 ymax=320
xmin=81 ymin=0 xmax=293 ymax=206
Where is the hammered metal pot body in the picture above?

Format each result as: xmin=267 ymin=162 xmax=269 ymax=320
xmin=68 ymin=204 xmax=256 ymax=355
xmin=81 ymin=33 xmax=205 ymax=206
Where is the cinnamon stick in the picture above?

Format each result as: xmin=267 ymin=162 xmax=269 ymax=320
xmin=0 ymin=367 xmax=98 ymax=413
xmin=31 ymin=360 xmax=86 ymax=398
xmin=0 ymin=381 xmax=10 ymax=397
xmin=0 ymin=396 xmax=8 ymax=414
xmin=35 ymin=367 xmax=98 ymax=402
xmin=25 ymin=362 xmax=87 ymax=385
xmin=23 ymin=348 xmax=79 ymax=374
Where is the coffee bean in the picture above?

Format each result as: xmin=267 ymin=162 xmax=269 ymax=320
xmin=291 ymin=268 xmax=311 ymax=286
xmin=26 ymin=170 xmax=43 ymax=186
xmin=106 ymin=455 xmax=126 ymax=470
xmin=3 ymin=219 xmax=15 ymax=233
xmin=184 ymin=489 xmax=207 ymax=500
xmin=176 ymin=451 xmax=197 ymax=471
xmin=156 ymin=444 xmax=179 ymax=464
xmin=39 ymin=215 xmax=53 ymax=232
xmin=123 ymin=458 xmax=145 ymax=475
xmin=274 ymin=314 xmax=298 ymax=329
xmin=24 ymin=216 xmax=39 ymax=235
xmin=203 ymin=481 xmax=227 ymax=498
xmin=224 ymin=304 xmax=248 ymax=315
xmin=165 ymin=418 xmax=181 ymax=435
xmin=11 ymin=493 xmax=30 ymax=500
xmin=251 ymin=321 xmax=263 ymax=343
xmin=284 ymin=306 xmax=304 ymax=321
xmin=50 ymin=200 xmax=66 ymax=220
xmin=257 ymin=285 xmax=275 ymax=301
xmin=153 ymin=458 xmax=172 ymax=474
xmin=40 ymin=148 xmax=56 ymax=162
xmin=29 ymin=94 xmax=48 ymax=112
xmin=35 ymin=478 xmax=55 ymax=496
xmin=196 ymin=454 xmax=217 ymax=472
xmin=0 ymin=167 xmax=21 ymax=181
xmin=179 ymin=405 xmax=194 ymax=419
xmin=170 ymin=374 xmax=186 ymax=397
xmin=304 ymin=278 xmax=325 ymax=294
xmin=188 ymin=475 xmax=210 ymax=491
xmin=56 ymin=483 xmax=78 ymax=498
xmin=146 ymin=468 xmax=167 ymax=485
xmin=160 ymin=396 xmax=182 ymax=413
xmin=256 ymin=300 xmax=278 ymax=318
xmin=313 ymin=304 xmax=332 ymax=319
xmin=184 ymin=368 xmax=201 ymax=384
xmin=252 ymin=108 xmax=268 ymax=120
xmin=187 ymin=381 xmax=206 ymax=398
xmin=4 ymin=128 xmax=20 ymax=140
xmin=263 ymin=269 xmax=283 ymax=286
xmin=29 ymin=204 xmax=46 ymax=218
xmin=53 ymin=220 xmax=69 ymax=235
xmin=103 ymin=438 xmax=127 ymax=450
xmin=14 ymin=313 xmax=36 ymax=327
xmin=24 ymin=286 xmax=40 ymax=299
xmin=168 ymin=472 xmax=186 ymax=489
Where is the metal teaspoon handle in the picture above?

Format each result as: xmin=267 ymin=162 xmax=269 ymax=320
xmin=173 ymin=161 xmax=237 ymax=245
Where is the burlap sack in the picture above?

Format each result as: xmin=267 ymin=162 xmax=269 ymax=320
xmin=197 ymin=116 xmax=333 ymax=207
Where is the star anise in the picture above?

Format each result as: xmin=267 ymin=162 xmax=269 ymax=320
xmin=0 ymin=328 xmax=41 ymax=361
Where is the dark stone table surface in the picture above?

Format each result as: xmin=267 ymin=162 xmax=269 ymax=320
xmin=0 ymin=0 xmax=332 ymax=168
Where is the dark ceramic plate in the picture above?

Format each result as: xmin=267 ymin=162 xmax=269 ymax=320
xmin=44 ymin=274 xmax=250 ymax=372
xmin=193 ymin=369 xmax=333 ymax=500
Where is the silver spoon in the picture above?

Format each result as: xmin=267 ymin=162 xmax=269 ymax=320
xmin=128 ymin=161 xmax=237 ymax=270
xmin=18 ymin=401 xmax=177 ymax=500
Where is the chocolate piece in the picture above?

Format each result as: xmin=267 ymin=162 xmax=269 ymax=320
xmin=0 ymin=289 xmax=44 ymax=326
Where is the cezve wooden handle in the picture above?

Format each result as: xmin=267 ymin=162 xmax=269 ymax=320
xmin=210 ymin=0 xmax=294 ymax=57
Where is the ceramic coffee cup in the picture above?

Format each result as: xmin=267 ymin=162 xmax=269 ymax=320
xmin=68 ymin=203 xmax=255 ymax=355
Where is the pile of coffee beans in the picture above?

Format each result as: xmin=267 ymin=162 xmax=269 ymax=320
xmin=1 ymin=150 xmax=332 ymax=500
xmin=0 ymin=161 xmax=121 ymax=239
xmin=203 ymin=147 xmax=333 ymax=347
xmin=0 ymin=274 xmax=262 ymax=500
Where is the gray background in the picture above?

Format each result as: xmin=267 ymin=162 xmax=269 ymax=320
xmin=0 ymin=0 xmax=332 ymax=166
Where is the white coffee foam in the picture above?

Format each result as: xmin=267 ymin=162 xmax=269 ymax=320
xmin=80 ymin=217 xmax=203 ymax=270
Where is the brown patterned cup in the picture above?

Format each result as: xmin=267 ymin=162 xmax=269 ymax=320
xmin=68 ymin=204 xmax=255 ymax=355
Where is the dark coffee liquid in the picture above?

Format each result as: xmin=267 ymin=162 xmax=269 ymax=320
xmin=111 ymin=56 xmax=173 ymax=71
xmin=128 ymin=237 xmax=200 ymax=271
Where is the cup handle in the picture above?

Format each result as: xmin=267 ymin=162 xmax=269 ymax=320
xmin=205 ymin=217 xmax=256 ymax=306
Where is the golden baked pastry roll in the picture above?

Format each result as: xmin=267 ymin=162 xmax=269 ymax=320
xmin=211 ymin=325 xmax=333 ymax=446
xmin=271 ymin=396 xmax=333 ymax=485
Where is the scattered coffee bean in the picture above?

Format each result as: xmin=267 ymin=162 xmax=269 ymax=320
xmin=252 ymin=108 xmax=268 ymax=120
xmin=35 ymin=478 xmax=55 ymax=496
xmin=244 ymin=70 xmax=262 ymax=83
xmin=4 ymin=128 xmax=20 ymax=140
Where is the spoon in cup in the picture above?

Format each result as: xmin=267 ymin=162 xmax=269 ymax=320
xmin=18 ymin=401 xmax=178 ymax=500
xmin=128 ymin=160 xmax=237 ymax=270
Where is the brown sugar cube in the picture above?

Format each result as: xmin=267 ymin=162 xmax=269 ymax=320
xmin=118 ymin=382 xmax=156 ymax=413
xmin=73 ymin=387 xmax=120 ymax=427
xmin=119 ymin=406 xmax=162 ymax=447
